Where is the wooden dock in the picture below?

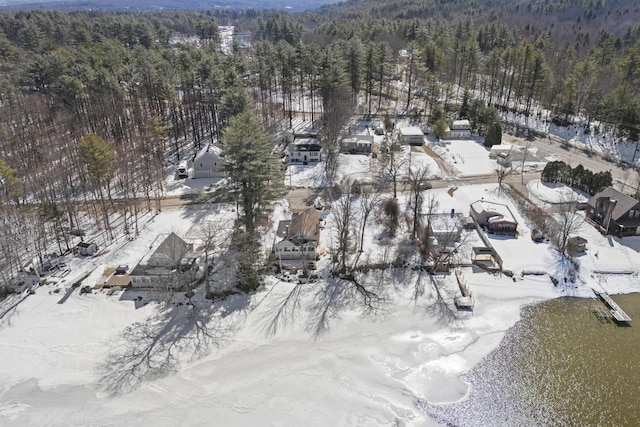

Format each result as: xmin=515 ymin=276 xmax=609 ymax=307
xmin=454 ymin=270 xmax=474 ymax=311
xmin=592 ymin=289 xmax=631 ymax=323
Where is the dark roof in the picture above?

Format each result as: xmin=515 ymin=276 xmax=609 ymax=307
xmin=588 ymin=187 xmax=640 ymax=221
xmin=287 ymin=208 xmax=319 ymax=241
xmin=76 ymin=242 xmax=95 ymax=248
xmin=276 ymin=219 xmax=293 ymax=238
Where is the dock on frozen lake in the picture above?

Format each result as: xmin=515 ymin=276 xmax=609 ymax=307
xmin=593 ymin=289 xmax=632 ymax=323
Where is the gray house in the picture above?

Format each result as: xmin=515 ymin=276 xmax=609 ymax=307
xmin=76 ymin=241 xmax=98 ymax=256
xmin=587 ymin=187 xmax=640 ymax=237
xmin=341 ymin=135 xmax=373 ymax=154
xmin=130 ymin=232 xmax=195 ymax=288
xmin=147 ymin=232 xmax=193 ymax=269
xmin=192 ymin=144 xmax=225 ymax=179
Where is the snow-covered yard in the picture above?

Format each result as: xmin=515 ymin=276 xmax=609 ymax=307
xmin=1 ymin=183 xmax=640 ymax=426
xmin=429 ymin=138 xmax=495 ymax=177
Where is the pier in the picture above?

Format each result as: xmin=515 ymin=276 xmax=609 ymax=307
xmin=592 ymin=289 xmax=632 ymax=323
xmin=454 ymin=270 xmax=474 ymax=311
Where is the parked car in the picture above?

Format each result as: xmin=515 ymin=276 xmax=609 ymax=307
xmin=531 ymin=229 xmax=545 ymax=243
xmin=177 ymin=160 xmax=189 ymax=179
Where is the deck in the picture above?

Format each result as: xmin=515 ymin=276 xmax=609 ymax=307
xmin=593 ymin=289 xmax=632 ymax=323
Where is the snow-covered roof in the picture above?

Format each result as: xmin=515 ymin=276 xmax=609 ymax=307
xmin=470 ymin=200 xmax=517 ymax=224
xmin=194 ymin=143 xmax=222 ymax=161
xmin=398 ymin=126 xmax=424 ymax=137
xmin=490 ymin=144 xmax=517 ymax=151
xmin=425 ymin=213 xmax=464 ymax=234
xmin=451 ymin=119 xmax=471 ymax=130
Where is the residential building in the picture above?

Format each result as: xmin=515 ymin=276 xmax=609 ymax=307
xmin=450 ymin=119 xmax=472 ymax=138
xmin=287 ymin=137 xmax=325 ymax=163
xmin=130 ymin=232 xmax=196 ymax=288
xmin=274 ymin=208 xmax=320 ymax=261
xmin=398 ymin=126 xmax=425 ymax=145
xmin=192 ymin=144 xmax=225 ymax=179
xmin=587 ymin=187 xmax=640 ymax=237
xmin=341 ymin=135 xmax=373 ymax=154
xmin=470 ymin=200 xmax=518 ymax=235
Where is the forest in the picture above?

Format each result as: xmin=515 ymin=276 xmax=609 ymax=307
xmin=0 ymin=0 xmax=639 ymax=288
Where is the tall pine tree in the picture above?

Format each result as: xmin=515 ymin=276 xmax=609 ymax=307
xmin=222 ymin=105 xmax=284 ymax=235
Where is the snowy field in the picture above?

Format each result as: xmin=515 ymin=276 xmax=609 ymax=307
xmin=2 ymin=184 xmax=640 ymax=426
xmin=286 ymin=146 xmax=442 ymax=188
xmin=429 ymin=138 xmax=495 ymax=177
xmin=526 ymin=179 xmax=589 ymax=206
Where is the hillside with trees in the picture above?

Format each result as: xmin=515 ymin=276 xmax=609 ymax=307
xmin=0 ymin=2 xmax=638 ymax=288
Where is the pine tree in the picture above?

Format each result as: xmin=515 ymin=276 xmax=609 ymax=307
xmin=222 ymin=106 xmax=284 ymax=235
xmin=484 ymin=122 xmax=502 ymax=147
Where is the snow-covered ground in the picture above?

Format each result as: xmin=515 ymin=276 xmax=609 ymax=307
xmin=526 ymin=179 xmax=589 ymax=206
xmin=429 ymin=138 xmax=495 ymax=177
xmin=2 ymin=182 xmax=640 ymax=426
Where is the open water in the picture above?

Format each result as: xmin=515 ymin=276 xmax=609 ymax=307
xmin=422 ymin=294 xmax=640 ymax=426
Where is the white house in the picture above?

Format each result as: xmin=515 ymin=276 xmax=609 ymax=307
xmin=398 ymin=126 xmax=425 ymax=145
xmin=274 ymin=208 xmax=320 ymax=261
xmin=192 ymin=144 xmax=225 ymax=179
xmin=341 ymin=135 xmax=373 ymax=154
xmin=450 ymin=119 xmax=472 ymax=138
xmin=287 ymin=138 xmax=325 ymax=163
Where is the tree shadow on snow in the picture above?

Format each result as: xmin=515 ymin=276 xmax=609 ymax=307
xmin=97 ymin=300 xmax=236 ymax=395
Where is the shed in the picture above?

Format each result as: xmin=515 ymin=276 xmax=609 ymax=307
xmin=105 ymin=273 xmax=131 ymax=288
xmin=567 ymin=236 xmax=587 ymax=254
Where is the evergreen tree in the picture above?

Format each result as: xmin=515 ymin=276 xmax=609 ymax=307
xmin=222 ymin=105 xmax=284 ymax=235
xmin=484 ymin=122 xmax=502 ymax=147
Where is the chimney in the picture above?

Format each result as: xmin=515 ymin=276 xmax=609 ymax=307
xmin=451 ymin=208 xmax=455 ymax=218
xmin=603 ymin=199 xmax=617 ymax=233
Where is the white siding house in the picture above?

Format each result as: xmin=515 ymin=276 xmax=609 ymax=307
xmin=274 ymin=208 xmax=320 ymax=261
xmin=450 ymin=120 xmax=472 ymax=138
xmin=192 ymin=144 xmax=225 ymax=179
xmin=287 ymin=138 xmax=325 ymax=163
xmin=398 ymin=126 xmax=425 ymax=145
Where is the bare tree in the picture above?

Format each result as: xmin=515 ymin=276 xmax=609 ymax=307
xmin=197 ymin=218 xmax=233 ymax=299
xmin=406 ymin=166 xmax=431 ymax=239
xmin=550 ymin=197 xmax=584 ymax=256
xmin=377 ymin=134 xmax=407 ymax=198
xmin=495 ymin=162 xmax=517 ymax=188
xmin=332 ymin=182 xmax=354 ymax=274
xmin=357 ymin=187 xmax=380 ymax=254
xmin=419 ymin=194 xmax=441 ymax=258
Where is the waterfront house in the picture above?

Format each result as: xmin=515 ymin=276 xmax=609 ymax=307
xmin=587 ymin=187 xmax=640 ymax=237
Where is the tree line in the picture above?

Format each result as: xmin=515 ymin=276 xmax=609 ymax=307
xmin=0 ymin=4 xmax=638 ymax=289
xmin=541 ymin=160 xmax=612 ymax=196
